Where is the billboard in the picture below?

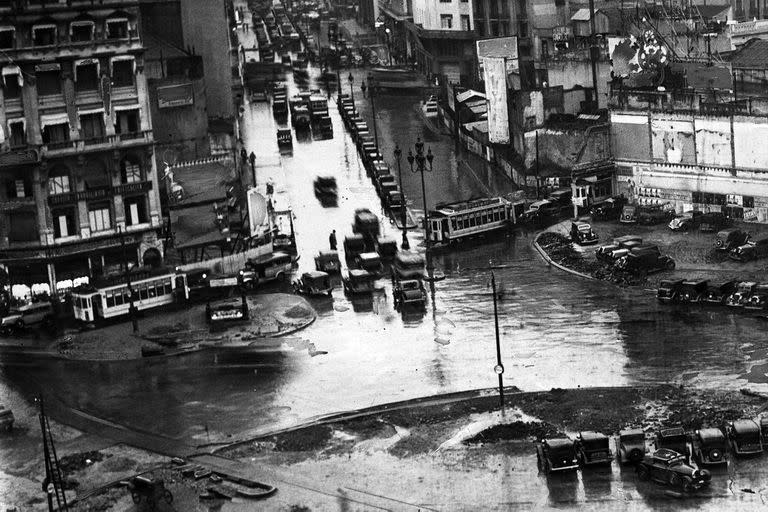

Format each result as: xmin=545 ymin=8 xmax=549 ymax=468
xmin=157 ymin=83 xmax=194 ymax=109
xmin=483 ymin=57 xmax=509 ymax=145
xmin=476 ymin=36 xmax=519 ymax=79
xmin=247 ymin=188 xmax=268 ymax=235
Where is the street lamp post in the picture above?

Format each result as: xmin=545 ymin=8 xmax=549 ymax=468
xmin=348 ymin=72 xmax=355 ymax=104
xmin=249 ymin=151 xmax=256 ymax=187
xmin=393 ymin=145 xmax=409 ymax=250
xmin=491 ymin=270 xmax=505 ymax=409
xmin=385 ymin=28 xmax=393 ymax=66
xmin=118 ymin=226 xmax=138 ymax=333
xmin=369 ymin=77 xmax=379 ymax=147
xmin=406 ymin=137 xmax=434 ymax=274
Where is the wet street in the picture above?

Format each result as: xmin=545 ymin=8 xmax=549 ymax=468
xmin=4 ymin=44 xmax=768 ymax=510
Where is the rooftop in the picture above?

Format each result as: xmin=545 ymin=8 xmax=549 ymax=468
xmin=729 ymin=38 xmax=768 ymax=69
xmin=167 ymin=157 xmax=236 ymax=208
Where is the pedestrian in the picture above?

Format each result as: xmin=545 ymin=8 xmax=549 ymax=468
xmin=266 ymin=180 xmax=274 ymax=196
xmin=329 ymin=230 xmax=337 ymax=251
xmin=361 ymin=81 xmax=367 ymax=98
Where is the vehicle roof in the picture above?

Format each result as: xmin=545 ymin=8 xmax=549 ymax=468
xmin=358 ymin=252 xmax=380 ymax=261
xmin=348 ymin=269 xmax=372 ymax=278
xmin=614 ymin=235 xmax=642 ymax=243
xmin=395 ymin=251 xmax=425 ymax=265
xmin=681 ymin=279 xmax=708 ymax=286
xmin=652 ymin=448 xmax=685 ymax=461
xmin=345 ymin=234 xmax=365 ymax=241
xmin=579 ymin=431 xmax=608 ymax=441
xmin=545 ymin=438 xmax=573 ymax=449
xmin=732 ymin=419 xmax=760 ymax=433
xmin=619 ymin=428 xmax=645 ymax=437
xmin=529 ymin=200 xmax=551 ymax=207
xmin=718 ymin=228 xmax=742 ymax=235
xmin=316 ymin=250 xmax=338 ymax=258
xmin=697 ymin=428 xmax=725 ymax=441
xmin=659 ymin=426 xmax=686 ymax=437
xmin=738 ymin=281 xmax=757 ymax=287
xmin=303 ymin=271 xmax=328 ymax=279
xmin=660 ymin=279 xmax=684 ymax=286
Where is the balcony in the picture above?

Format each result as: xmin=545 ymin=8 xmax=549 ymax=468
xmin=41 ymin=130 xmax=153 ymax=156
xmin=5 ymin=38 xmax=144 ymax=61
xmin=47 ymin=180 xmax=152 ymax=206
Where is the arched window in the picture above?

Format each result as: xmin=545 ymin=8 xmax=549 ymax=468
xmin=121 ymin=157 xmax=141 ymax=183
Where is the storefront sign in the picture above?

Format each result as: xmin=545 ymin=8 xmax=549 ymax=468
xmin=0 ymin=148 xmax=39 ymax=167
xmin=157 ymin=83 xmax=194 ymax=109
xmin=553 ymin=26 xmax=572 ymax=41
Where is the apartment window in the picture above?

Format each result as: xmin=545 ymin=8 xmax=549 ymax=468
xmin=2 ymin=72 xmax=20 ymax=98
xmin=106 ymin=19 xmax=129 ymax=39
xmin=32 ymin=25 xmax=57 ymax=46
xmin=114 ymin=108 xmax=140 ymax=134
xmin=111 ymin=59 xmax=135 ymax=87
xmin=440 ymin=14 xmax=453 ymax=29
xmin=125 ymin=196 xmax=148 ymax=226
xmin=461 ymin=14 xmax=470 ymax=30
xmin=48 ymin=173 xmax=71 ymax=195
xmin=79 ymin=112 xmax=105 ymax=141
xmin=744 ymin=196 xmax=755 ymax=208
xmin=692 ymin=191 xmax=726 ymax=205
xmin=440 ymin=0 xmax=451 ymax=2
xmin=6 ymin=178 xmax=30 ymax=198
xmin=36 ymin=69 xmax=62 ymax=96
xmin=9 ymin=212 xmax=37 ymax=242
xmin=0 ymin=27 xmax=14 ymax=49
xmin=8 ymin=120 xmax=25 ymax=147
xmin=75 ymin=62 xmax=99 ymax=92
xmin=70 ymin=21 xmax=94 ymax=42
xmin=476 ymin=20 xmax=486 ymax=35
xmin=42 ymin=123 xmax=70 ymax=144
xmin=52 ymin=208 xmax=76 ymax=238
xmin=88 ymin=202 xmax=111 ymax=232
xmin=122 ymin=158 xmax=142 ymax=183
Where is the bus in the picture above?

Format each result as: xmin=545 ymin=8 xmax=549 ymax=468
xmin=428 ymin=197 xmax=525 ymax=245
xmin=71 ymin=268 xmax=189 ymax=322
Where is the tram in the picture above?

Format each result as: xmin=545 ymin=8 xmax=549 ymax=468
xmin=428 ymin=197 xmax=525 ymax=245
xmin=71 ymin=268 xmax=189 ymax=323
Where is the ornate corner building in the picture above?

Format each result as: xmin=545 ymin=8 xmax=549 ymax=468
xmin=0 ymin=0 xmax=163 ymax=299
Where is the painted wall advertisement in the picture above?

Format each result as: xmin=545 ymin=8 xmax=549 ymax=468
xmin=482 ymin=57 xmax=509 ymax=145
xmin=157 ymin=83 xmax=194 ymax=109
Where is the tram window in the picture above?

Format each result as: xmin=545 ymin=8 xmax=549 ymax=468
xmin=165 ymin=282 xmax=173 ymax=294
xmin=148 ymin=285 xmax=157 ymax=298
xmin=451 ymin=219 xmax=457 ymax=230
xmin=140 ymin=287 xmax=148 ymax=300
xmin=106 ymin=294 xmax=115 ymax=308
xmin=481 ymin=213 xmax=488 ymax=224
xmin=469 ymin=216 xmax=476 ymax=227
xmin=115 ymin=293 xmax=124 ymax=306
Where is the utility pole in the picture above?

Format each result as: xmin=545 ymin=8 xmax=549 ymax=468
xmin=588 ymin=0 xmax=600 ymax=112
xmin=119 ymin=226 xmax=138 ymax=333
xmin=535 ymin=130 xmax=541 ymax=199
xmin=249 ymin=151 xmax=256 ymax=187
xmin=369 ymin=76 xmax=379 ymax=147
xmin=491 ymin=271 xmax=504 ymax=409
xmin=38 ymin=396 xmax=68 ymax=511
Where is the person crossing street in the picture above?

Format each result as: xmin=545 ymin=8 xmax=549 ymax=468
xmin=329 ymin=230 xmax=337 ymax=251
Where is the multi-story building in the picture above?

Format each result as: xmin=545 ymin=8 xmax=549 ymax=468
xmin=0 ymin=0 xmax=163 ymax=299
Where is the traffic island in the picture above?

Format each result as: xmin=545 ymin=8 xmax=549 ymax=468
xmin=51 ymin=293 xmax=317 ymax=361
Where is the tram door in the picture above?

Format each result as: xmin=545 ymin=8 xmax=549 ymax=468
xmin=431 ymin=219 xmax=444 ymax=242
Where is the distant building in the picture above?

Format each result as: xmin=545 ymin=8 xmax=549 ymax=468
xmin=0 ymin=0 xmax=164 ymax=299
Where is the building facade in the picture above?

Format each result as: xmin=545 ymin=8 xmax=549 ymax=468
xmin=0 ymin=0 xmax=163 ymax=299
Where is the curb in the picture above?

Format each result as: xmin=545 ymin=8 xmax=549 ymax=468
xmin=532 ymin=231 xmax=595 ymax=280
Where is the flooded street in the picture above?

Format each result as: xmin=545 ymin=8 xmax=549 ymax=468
xmin=2 ymin=61 xmax=768 ymax=453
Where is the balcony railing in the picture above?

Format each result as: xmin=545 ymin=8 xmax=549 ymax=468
xmin=48 ymin=180 xmax=152 ymax=205
xmin=83 ymin=135 xmax=108 ymax=146
xmin=41 ymin=130 xmax=153 ymax=155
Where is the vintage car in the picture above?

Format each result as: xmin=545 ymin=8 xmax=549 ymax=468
xmin=314 ymin=250 xmax=341 ymax=273
xmin=355 ymin=252 xmax=384 ymax=277
xmin=548 ymin=189 xmax=572 ymax=206
xmin=620 ymin=205 xmax=638 ymax=224
xmin=273 ymin=98 xmax=289 ymax=117
xmin=678 ymin=279 xmax=708 ymax=304
xmin=293 ymin=271 xmax=333 ymax=297
xmin=342 ymin=269 xmax=375 ymax=295
xmin=385 ymin=190 xmax=404 ymax=212
xmin=590 ymin=196 xmax=627 ymax=221
xmin=536 ymin=438 xmax=579 ymax=474
xmin=376 ymin=238 xmax=398 ymax=260
xmin=715 ymin=228 xmax=750 ymax=251
xmin=0 ymin=405 xmax=14 ymax=432
xmin=291 ymin=105 xmax=311 ymax=130
xmin=376 ymin=174 xmax=397 ymax=195
xmin=636 ymin=449 xmax=711 ymax=492
xmin=615 ymin=246 xmax=675 ymax=274
xmin=616 ymin=428 xmax=646 ymax=464
xmin=727 ymin=419 xmax=764 ymax=456
xmin=520 ymin=200 xmax=554 ymax=223
xmin=314 ymin=176 xmax=338 ymax=206
xmin=745 ymin=284 xmax=768 ymax=310
xmin=392 ymin=251 xmax=426 ymax=280
xmin=638 ymin=207 xmax=675 ymax=226
xmin=570 ymin=221 xmax=599 ymax=245
xmin=656 ymin=427 xmax=690 ymax=458
xmin=575 ymin=431 xmax=613 ymax=466
xmin=730 ymin=238 xmax=768 ymax=262
xmin=668 ymin=211 xmax=702 ymax=231
xmin=315 ymin=116 xmax=333 ymax=137
xmin=699 ymin=211 xmax=730 ymax=232
xmin=596 ymin=236 xmax=643 ymax=262
xmin=276 ymin=128 xmax=293 ymax=148
xmin=353 ymin=209 xmax=380 ymax=239
xmin=704 ymin=280 xmax=737 ymax=305
xmin=393 ymin=279 xmax=427 ymax=310
xmin=657 ymin=279 xmax=684 ymax=304
xmin=693 ymin=428 xmax=727 ymax=466
xmin=343 ymin=234 xmax=366 ymax=261
xmin=1 ymin=301 xmax=53 ymax=334
xmin=726 ymin=281 xmax=758 ymax=308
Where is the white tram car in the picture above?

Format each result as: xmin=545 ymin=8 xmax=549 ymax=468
xmin=428 ymin=197 xmax=526 ymax=245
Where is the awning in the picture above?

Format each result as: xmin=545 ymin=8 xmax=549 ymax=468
xmin=110 ymin=55 xmax=135 ymax=75
xmin=7 ymin=117 xmax=26 ymax=131
xmin=77 ymin=107 xmax=104 ymax=116
xmin=39 ymin=112 xmax=70 ymax=129
xmin=69 ymin=20 xmax=94 ymax=36
xmin=106 ymin=17 xmax=129 ymax=23
xmin=74 ymin=58 xmax=100 ymax=81
xmin=2 ymin=65 xmax=22 ymax=87
xmin=0 ymin=25 xmax=15 ymax=33
xmin=112 ymin=103 xmax=140 ymax=112
xmin=33 ymin=23 xmax=57 ymax=31
xmin=35 ymin=62 xmax=60 ymax=72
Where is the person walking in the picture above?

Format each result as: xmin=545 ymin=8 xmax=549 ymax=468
xmin=329 ymin=230 xmax=337 ymax=251
xmin=361 ymin=81 xmax=367 ymax=98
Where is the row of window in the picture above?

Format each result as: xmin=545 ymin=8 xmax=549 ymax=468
xmin=103 ymin=278 xmax=173 ymax=309
xmin=447 ymin=206 xmax=506 ymax=231
xmin=691 ymin=191 xmax=755 ymax=208
xmin=52 ymin=196 xmax=148 ymax=238
xmin=439 ymin=14 xmax=471 ymax=30
xmin=0 ymin=18 xmax=132 ymax=50
xmin=5 ymin=108 xmax=141 ymax=147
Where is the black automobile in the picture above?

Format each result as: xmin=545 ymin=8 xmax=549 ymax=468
xmin=745 ymin=284 xmax=768 ymax=310
xmin=636 ymin=449 xmax=711 ymax=492
xmin=704 ymin=280 xmax=737 ymax=305
xmin=656 ymin=427 xmax=690 ymax=459
xmin=575 ymin=431 xmax=613 ymax=466
xmin=678 ymin=279 xmax=708 ymax=304
xmin=726 ymin=281 xmax=758 ymax=308
xmin=715 ymin=228 xmax=750 ymax=251
xmin=730 ymin=238 xmax=768 ymax=262
xmin=570 ymin=221 xmax=599 ymax=245
xmin=590 ymin=196 xmax=627 ymax=221
xmin=699 ymin=212 xmax=731 ymax=232
xmin=314 ymin=176 xmax=338 ymax=206
xmin=615 ymin=246 xmax=676 ymax=274
xmin=727 ymin=419 xmax=763 ymax=456
xmin=657 ymin=279 xmax=684 ymax=304
xmin=616 ymin=428 xmax=646 ymax=464
xmin=668 ymin=211 xmax=702 ymax=231
xmin=638 ymin=207 xmax=675 ymax=226
xmin=536 ymin=438 xmax=579 ymax=474
xmin=693 ymin=428 xmax=727 ymax=466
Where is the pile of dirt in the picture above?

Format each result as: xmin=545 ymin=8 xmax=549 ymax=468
xmin=271 ymin=424 xmax=333 ymax=452
xmin=284 ymin=305 xmax=313 ymax=319
xmin=663 ymin=388 xmax=762 ymax=430
xmin=59 ymin=451 xmax=108 ymax=474
xmin=463 ymin=421 xmax=562 ymax=444
xmin=339 ymin=417 xmax=389 ymax=437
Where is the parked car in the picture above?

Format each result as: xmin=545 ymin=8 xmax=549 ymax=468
xmin=596 ymin=244 xmax=623 ymax=262
xmin=704 ymin=280 xmax=737 ymax=305
xmin=636 ymin=449 xmax=711 ymax=492
xmin=355 ymin=252 xmax=384 ymax=278
xmin=342 ymin=269 xmax=375 ymax=295
xmin=392 ymin=251 xmax=426 ymax=281
xmin=548 ymin=188 xmax=572 ymax=206
xmin=570 ymin=221 xmax=598 ymax=245
xmin=520 ymin=200 xmax=553 ymax=223
xmin=620 ymin=205 xmax=638 ymax=224
xmin=0 ymin=405 xmax=14 ymax=432
xmin=657 ymin=279 xmax=684 ymax=304
xmin=656 ymin=427 xmax=690 ymax=459
xmin=668 ymin=211 xmax=703 ymax=231
xmin=385 ymin=190 xmax=404 ymax=212
xmin=343 ymin=234 xmax=367 ymax=261
xmin=314 ymin=250 xmax=341 ymax=273
xmin=616 ymin=246 xmax=675 ymax=274
xmin=353 ymin=209 xmax=380 ymax=239
xmin=730 ymin=238 xmax=768 ymax=262
xmin=745 ymin=284 xmax=768 ymax=310
xmin=536 ymin=438 xmax=579 ymax=474
xmin=678 ymin=279 xmax=708 ymax=304
xmin=616 ymin=428 xmax=646 ymax=464
xmin=727 ymin=419 xmax=763 ymax=456
xmin=726 ymin=281 xmax=758 ymax=308
xmin=693 ymin=428 xmax=727 ymax=466
xmin=1 ymin=301 xmax=53 ymax=334
xmin=277 ymin=128 xmax=293 ymax=148
xmin=715 ymin=228 xmax=750 ymax=251
xmin=590 ymin=195 xmax=627 ymax=221
xmin=293 ymin=271 xmax=333 ymax=297
xmin=376 ymin=238 xmax=398 ymax=260
xmin=638 ymin=207 xmax=675 ymax=226
xmin=699 ymin=212 xmax=730 ymax=232
xmin=575 ymin=431 xmax=613 ymax=466
xmin=393 ymin=279 xmax=427 ymax=310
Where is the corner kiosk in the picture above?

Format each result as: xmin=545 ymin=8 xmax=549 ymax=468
xmin=428 ymin=196 xmax=526 ymax=245
xmin=71 ymin=267 xmax=188 ymax=322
